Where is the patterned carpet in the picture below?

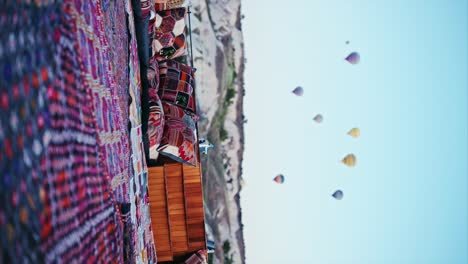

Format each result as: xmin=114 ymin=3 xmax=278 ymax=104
xmin=0 ymin=1 xmax=157 ymax=263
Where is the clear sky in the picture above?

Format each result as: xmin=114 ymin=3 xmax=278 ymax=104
xmin=241 ymin=1 xmax=467 ymax=263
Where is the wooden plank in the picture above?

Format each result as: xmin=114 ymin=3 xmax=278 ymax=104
xmin=186 ymin=217 xmax=205 ymax=224
xmin=186 ymin=201 xmax=203 ymax=208
xmin=155 ymin=252 xmax=173 ymax=262
xmin=188 ymin=241 xmax=206 ymax=249
xmin=165 ymin=165 xmax=174 ymax=260
xmin=171 ymin=225 xmax=188 ymax=231
xmin=186 ymin=228 xmax=205 ymax=236
xmin=164 ymin=163 xmax=188 ymax=258
xmin=172 ymin=230 xmax=189 ymax=237
xmin=182 ymin=164 xmax=207 ymax=256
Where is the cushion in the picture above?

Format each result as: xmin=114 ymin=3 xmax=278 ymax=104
xmin=154 ymin=0 xmax=186 ymax=12
xmin=158 ymin=59 xmax=196 ymax=112
xmin=147 ymin=92 xmax=165 ymax=162
xmin=148 ymin=10 xmax=156 ymax=56
xmin=140 ymin=0 xmax=152 ymax=18
xmin=147 ymin=56 xmax=159 ymax=91
xmin=157 ymin=102 xmax=198 ymax=166
xmin=153 ymin=7 xmax=188 ymax=61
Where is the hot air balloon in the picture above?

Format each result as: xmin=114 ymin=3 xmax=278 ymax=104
xmin=347 ymin=128 xmax=360 ymax=138
xmin=341 ymin=154 xmax=356 ymax=167
xmin=345 ymin=40 xmax=350 ymax=45
xmin=273 ymin=174 xmax=285 ymax=184
xmin=332 ymin=190 xmax=343 ymax=200
xmin=313 ymin=114 xmax=323 ymax=123
xmin=345 ymin=52 xmax=360 ymax=65
xmin=292 ymin=86 xmax=304 ymax=96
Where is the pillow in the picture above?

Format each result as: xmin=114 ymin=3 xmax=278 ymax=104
xmin=148 ymin=10 xmax=156 ymax=57
xmin=147 ymin=56 xmax=159 ymax=91
xmin=158 ymin=60 xmax=196 ymax=113
xmin=154 ymin=0 xmax=186 ymax=12
xmin=153 ymin=7 xmax=188 ymax=61
xmin=140 ymin=0 xmax=152 ymax=18
xmin=157 ymin=102 xmax=198 ymax=166
xmin=147 ymin=92 xmax=165 ymax=162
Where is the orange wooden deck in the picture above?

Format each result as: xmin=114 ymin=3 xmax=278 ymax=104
xmin=148 ymin=163 xmax=207 ymax=263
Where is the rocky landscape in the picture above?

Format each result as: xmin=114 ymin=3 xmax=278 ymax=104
xmin=190 ymin=0 xmax=246 ymax=263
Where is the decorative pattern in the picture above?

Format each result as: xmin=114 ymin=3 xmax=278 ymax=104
xmin=154 ymin=0 xmax=187 ymax=12
xmin=125 ymin=1 xmax=158 ymax=263
xmin=1 ymin=1 xmax=161 ymax=263
xmin=149 ymin=10 xmax=157 ymax=57
xmin=158 ymin=59 xmax=197 ymax=112
xmin=148 ymin=57 xmax=160 ymax=91
xmin=103 ymin=0 xmax=130 ymax=125
xmin=41 ymin=1 xmax=125 ymax=262
xmin=0 ymin=2 xmax=58 ymax=261
xmin=148 ymin=93 xmax=165 ymax=162
xmin=75 ymin=0 xmax=131 ymax=206
xmin=158 ymin=102 xmax=199 ymax=166
xmin=129 ymin=126 xmax=158 ymax=263
xmin=153 ymin=7 xmax=188 ymax=61
xmin=0 ymin=1 xmax=123 ymax=262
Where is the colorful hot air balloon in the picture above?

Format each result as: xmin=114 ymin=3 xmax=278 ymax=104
xmin=273 ymin=174 xmax=285 ymax=184
xmin=341 ymin=154 xmax=356 ymax=167
xmin=332 ymin=190 xmax=343 ymax=200
xmin=347 ymin=128 xmax=360 ymax=138
xmin=292 ymin=86 xmax=304 ymax=96
xmin=345 ymin=52 xmax=360 ymax=65
xmin=313 ymin=114 xmax=323 ymax=123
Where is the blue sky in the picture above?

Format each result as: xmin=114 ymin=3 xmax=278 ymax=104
xmin=241 ymin=0 xmax=467 ymax=263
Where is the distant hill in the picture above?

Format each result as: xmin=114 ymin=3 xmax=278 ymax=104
xmin=191 ymin=0 xmax=246 ymax=263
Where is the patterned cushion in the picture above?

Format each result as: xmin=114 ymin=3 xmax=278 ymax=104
xmin=140 ymin=0 xmax=151 ymax=17
xmin=148 ymin=89 xmax=165 ymax=162
xmin=147 ymin=56 xmax=160 ymax=91
xmin=157 ymin=102 xmax=198 ymax=166
xmin=154 ymin=0 xmax=186 ymax=12
xmin=153 ymin=7 xmax=188 ymax=61
xmin=158 ymin=60 xmax=196 ymax=112
xmin=148 ymin=10 xmax=156 ymax=56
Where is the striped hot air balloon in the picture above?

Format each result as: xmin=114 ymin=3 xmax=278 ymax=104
xmin=273 ymin=174 xmax=285 ymax=184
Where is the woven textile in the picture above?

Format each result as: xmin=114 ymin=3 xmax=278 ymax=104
xmin=158 ymin=102 xmax=199 ymax=166
xmin=126 ymin=1 xmax=158 ymax=263
xmin=1 ymin=1 xmax=160 ymax=263
xmin=149 ymin=10 xmax=156 ymax=58
xmin=154 ymin=0 xmax=187 ymax=12
xmin=158 ymin=59 xmax=196 ymax=112
xmin=0 ymin=3 xmax=57 ymax=262
xmin=42 ymin=1 xmax=125 ymax=262
xmin=102 ymin=0 xmax=130 ymax=125
xmin=184 ymin=250 xmax=208 ymax=264
xmin=153 ymin=7 xmax=188 ymax=61
xmin=129 ymin=126 xmax=157 ymax=263
xmin=0 ymin=2 xmax=123 ymax=262
xmin=147 ymin=57 xmax=160 ymax=91
xmin=148 ymin=93 xmax=165 ymax=162
xmin=75 ymin=0 xmax=131 ymax=206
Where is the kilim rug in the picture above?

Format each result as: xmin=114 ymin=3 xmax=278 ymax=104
xmin=125 ymin=1 xmax=158 ymax=263
xmin=1 ymin=0 xmax=158 ymax=263
xmin=0 ymin=1 xmax=123 ymax=263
